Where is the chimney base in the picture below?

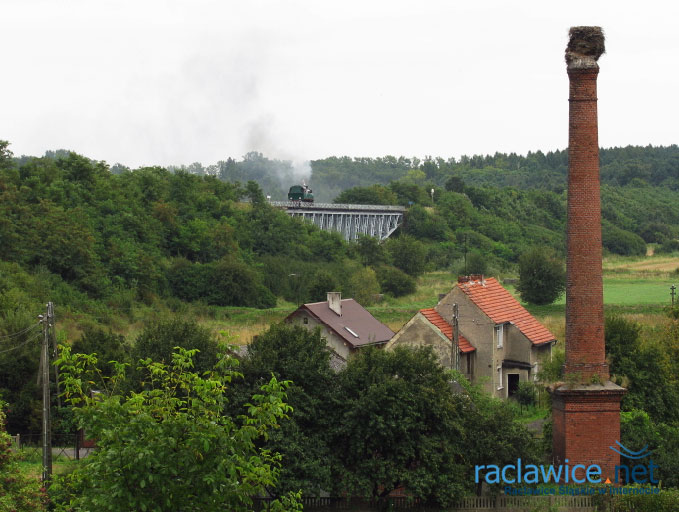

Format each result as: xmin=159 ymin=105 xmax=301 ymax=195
xmin=552 ymin=381 xmax=625 ymax=483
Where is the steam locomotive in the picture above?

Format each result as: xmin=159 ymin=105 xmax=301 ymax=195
xmin=287 ymin=184 xmax=314 ymax=203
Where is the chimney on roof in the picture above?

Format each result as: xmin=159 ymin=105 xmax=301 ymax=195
xmin=459 ymin=274 xmax=485 ymax=285
xmin=327 ymin=292 xmax=342 ymax=316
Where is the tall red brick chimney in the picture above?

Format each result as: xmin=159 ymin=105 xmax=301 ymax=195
xmin=552 ymin=26 xmax=625 ymax=483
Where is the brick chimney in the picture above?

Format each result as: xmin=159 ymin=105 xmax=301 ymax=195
xmin=563 ymin=26 xmax=607 ymax=381
xmin=327 ymin=291 xmax=342 ymax=316
xmin=552 ymin=26 xmax=625 ymax=483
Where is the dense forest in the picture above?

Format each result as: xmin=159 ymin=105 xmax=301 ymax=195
xmin=2 ymin=140 xmax=679 ymax=323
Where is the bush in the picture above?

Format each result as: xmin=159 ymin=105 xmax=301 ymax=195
xmin=0 ymin=402 xmax=47 ymax=511
xmin=132 ymin=319 xmax=219 ymax=378
xmin=608 ymin=486 xmax=679 ymax=511
xmin=345 ymin=267 xmax=380 ymax=306
xmin=515 ymin=381 xmax=536 ymax=408
xmin=516 ymin=247 xmax=566 ymax=305
xmin=656 ymin=239 xmax=679 ymax=254
xmin=603 ymin=224 xmax=647 ymax=256
xmin=167 ymin=257 xmax=276 ymax=308
xmin=307 ymin=270 xmax=338 ymax=303
xmin=465 ymin=251 xmax=488 ymax=275
xmin=53 ymin=347 xmax=300 ymax=512
xmin=376 ymin=265 xmax=416 ymax=297
xmin=386 ymin=235 xmax=427 ymax=277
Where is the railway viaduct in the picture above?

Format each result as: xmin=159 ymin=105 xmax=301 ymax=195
xmin=270 ymin=201 xmax=406 ymax=241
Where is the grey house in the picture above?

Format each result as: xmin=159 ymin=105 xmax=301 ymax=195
xmin=286 ymin=292 xmax=395 ymax=368
xmin=387 ymin=275 xmax=557 ymax=398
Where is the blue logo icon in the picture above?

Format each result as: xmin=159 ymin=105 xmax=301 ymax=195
xmin=609 ymin=441 xmax=653 ymax=460
xmin=610 ymin=441 xmax=658 ymax=484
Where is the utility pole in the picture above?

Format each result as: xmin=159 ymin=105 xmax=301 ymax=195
xmin=452 ymin=303 xmax=459 ymax=371
xmin=463 ymin=235 xmax=468 ymax=275
xmin=40 ymin=302 xmax=54 ymax=485
xmin=671 ymin=285 xmax=676 ymax=307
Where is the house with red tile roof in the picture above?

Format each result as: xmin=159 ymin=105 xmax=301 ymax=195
xmin=386 ymin=275 xmax=557 ymax=398
xmin=286 ymin=292 xmax=395 ymax=369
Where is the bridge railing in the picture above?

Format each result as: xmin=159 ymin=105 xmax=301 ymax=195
xmin=270 ymin=201 xmax=406 ymax=212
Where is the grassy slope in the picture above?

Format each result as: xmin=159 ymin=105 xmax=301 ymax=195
xmin=54 ymin=254 xmax=679 ymax=347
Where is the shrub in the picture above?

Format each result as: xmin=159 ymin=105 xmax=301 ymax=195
xmin=386 ymin=235 xmax=427 ymax=277
xmin=515 ymin=381 xmax=536 ymax=408
xmin=53 ymin=347 xmax=300 ymax=512
xmin=375 ymin=265 xmax=416 ymax=297
xmin=516 ymin=247 xmax=566 ymax=305
xmin=167 ymin=257 xmax=275 ymax=308
xmin=656 ymin=239 xmax=679 ymax=254
xmin=603 ymin=224 xmax=647 ymax=256
xmin=307 ymin=270 xmax=338 ymax=303
xmin=0 ymin=402 xmax=47 ymax=511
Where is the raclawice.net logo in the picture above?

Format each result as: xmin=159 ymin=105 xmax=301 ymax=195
xmin=474 ymin=441 xmax=660 ymax=496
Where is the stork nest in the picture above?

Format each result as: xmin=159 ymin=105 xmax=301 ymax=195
xmin=565 ymin=26 xmax=605 ymax=64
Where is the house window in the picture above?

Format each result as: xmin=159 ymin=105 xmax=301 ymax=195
xmin=495 ymin=325 xmax=503 ymax=349
xmin=303 ymin=317 xmax=308 ymax=325
xmin=497 ymin=366 xmax=504 ymax=391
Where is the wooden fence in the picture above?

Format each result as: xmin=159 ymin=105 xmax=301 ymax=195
xmin=253 ymin=495 xmax=595 ymax=511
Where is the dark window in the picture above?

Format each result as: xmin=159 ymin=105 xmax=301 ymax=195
xmin=303 ymin=317 xmax=308 ymax=325
xmin=508 ymin=374 xmax=520 ymax=397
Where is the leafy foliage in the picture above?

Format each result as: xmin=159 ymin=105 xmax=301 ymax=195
xmin=331 ymin=347 xmax=468 ymax=506
xmin=131 ymin=319 xmax=219 ymax=379
xmin=232 ymin=324 xmax=336 ymax=496
xmin=53 ymin=345 xmax=300 ymax=512
xmin=606 ymin=315 xmax=679 ymax=424
xmin=385 ymin=235 xmax=427 ymax=277
xmin=516 ymin=247 xmax=566 ymax=305
xmin=0 ymin=402 xmax=47 ymax=512
xmin=375 ymin=265 xmax=416 ymax=297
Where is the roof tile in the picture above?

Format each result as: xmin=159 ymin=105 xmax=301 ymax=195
xmin=419 ymin=308 xmax=475 ymax=353
xmin=457 ymin=277 xmax=556 ymax=345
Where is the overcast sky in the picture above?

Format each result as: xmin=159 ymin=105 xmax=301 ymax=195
xmin=2 ymin=0 xmax=678 ymax=169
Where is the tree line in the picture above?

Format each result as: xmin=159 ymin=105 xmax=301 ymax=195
xmin=6 ymin=320 xmax=539 ymax=510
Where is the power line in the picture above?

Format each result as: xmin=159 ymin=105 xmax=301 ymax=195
xmin=0 ymin=322 xmax=40 ymax=340
xmin=0 ymin=331 xmax=42 ymax=354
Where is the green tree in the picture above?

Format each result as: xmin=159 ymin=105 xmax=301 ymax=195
xmin=331 ymin=347 xmax=467 ymax=507
xmin=606 ymin=315 xmax=679 ymax=423
xmin=345 ymin=266 xmax=380 ymax=306
xmin=333 ymin=184 xmax=398 ymax=205
xmin=307 ymin=270 xmax=338 ymax=303
xmin=602 ymin=223 xmax=647 ymax=256
xmin=386 ymin=235 xmax=427 ymax=277
xmin=403 ymin=204 xmax=448 ymax=241
xmin=516 ymin=247 xmax=566 ymax=305
xmin=451 ymin=372 xmax=540 ymax=495
xmin=53 ymin=345 xmax=300 ymax=512
xmin=465 ymin=251 xmax=488 ymax=276
xmin=131 ymin=319 xmax=219 ymax=382
xmin=71 ymin=327 xmax=132 ymax=382
xmin=444 ymin=175 xmax=465 ymax=193
xmin=0 ymin=140 xmax=13 ymax=171
xmin=233 ymin=324 xmax=336 ymax=496
xmin=0 ymin=402 xmax=47 ymax=511
xmin=375 ymin=265 xmax=416 ymax=297
xmin=354 ymin=235 xmax=390 ymax=268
